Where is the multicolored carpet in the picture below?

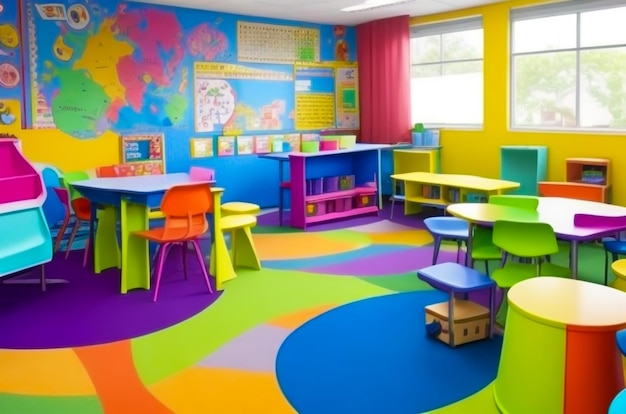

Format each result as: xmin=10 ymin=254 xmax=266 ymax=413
xmin=0 ymin=204 xmax=613 ymax=413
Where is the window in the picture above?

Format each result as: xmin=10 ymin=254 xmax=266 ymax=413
xmin=511 ymin=0 xmax=626 ymax=130
xmin=410 ymin=17 xmax=484 ymax=127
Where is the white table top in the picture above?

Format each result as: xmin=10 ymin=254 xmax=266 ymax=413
xmin=448 ymin=197 xmax=626 ymax=240
xmin=72 ymin=173 xmax=197 ymax=193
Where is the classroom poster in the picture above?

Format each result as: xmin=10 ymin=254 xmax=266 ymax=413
xmin=294 ymin=63 xmax=335 ymax=131
xmin=0 ymin=1 xmax=23 ymax=129
xmin=120 ymin=133 xmax=165 ymax=174
xmin=335 ymin=65 xmax=360 ymax=129
xmin=254 ymin=135 xmax=271 ymax=153
xmin=190 ymin=137 xmax=214 ymax=158
xmin=193 ymin=62 xmax=294 ymax=134
xmin=217 ymin=135 xmax=235 ymax=156
xmin=236 ymin=135 xmax=253 ymax=155
xmin=284 ymin=133 xmax=301 ymax=152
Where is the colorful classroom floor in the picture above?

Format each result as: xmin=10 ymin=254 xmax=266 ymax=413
xmin=0 ymin=204 xmax=617 ymax=413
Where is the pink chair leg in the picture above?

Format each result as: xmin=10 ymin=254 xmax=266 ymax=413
xmin=153 ymin=242 xmax=170 ymax=302
xmin=55 ymin=215 xmax=71 ymax=253
xmin=65 ymin=219 xmax=82 ymax=259
xmin=190 ymin=239 xmax=213 ymax=294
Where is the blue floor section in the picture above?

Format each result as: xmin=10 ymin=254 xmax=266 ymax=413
xmin=276 ymin=290 xmax=503 ymax=414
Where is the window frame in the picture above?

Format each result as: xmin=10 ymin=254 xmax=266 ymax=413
xmin=409 ymin=16 xmax=484 ymax=129
xmin=509 ymin=0 xmax=626 ymax=132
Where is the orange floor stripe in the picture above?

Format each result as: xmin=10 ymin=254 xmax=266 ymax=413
xmin=74 ymin=341 xmax=173 ymax=414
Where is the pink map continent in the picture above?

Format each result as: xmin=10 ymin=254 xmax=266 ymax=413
xmin=113 ymin=6 xmax=184 ymax=111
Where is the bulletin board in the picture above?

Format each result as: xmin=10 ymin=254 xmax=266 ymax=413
xmin=294 ymin=62 xmax=359 ymax=131
xmin=237 ymin=21 xmax=320 ymax=64
xmin=120 ymin=133 xmax=165 ymax=175
xmin=294 ymin=63 xmax=336 ymax=130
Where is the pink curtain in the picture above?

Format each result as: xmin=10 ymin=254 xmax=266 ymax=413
xmin=356 ymin=15 xmax=411 ymax=144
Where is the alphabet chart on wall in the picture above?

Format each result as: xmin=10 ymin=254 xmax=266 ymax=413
xmin=237 ymin=21 xmax=320 ymax=64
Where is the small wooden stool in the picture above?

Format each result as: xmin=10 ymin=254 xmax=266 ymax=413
xmin=611 ymin=259 xmax=626 ymax=292
xmin=221 ymin=201 xmax=260 ymax=217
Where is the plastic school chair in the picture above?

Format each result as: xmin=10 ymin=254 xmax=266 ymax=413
xmin=491 ymin=220 xmax=570 ymax=325
xmin=133 ymin=183 xmax=214 ymax=302
xmin=95 ymin=165 xmax=119 ymax=178
xmin=472 ymin=195 xmax=540 ymax=274
xmin=59 ymin=171 xmax=94 ymax=266
xmin=423 ymin=216 xmax=469 ymax=265
xmin=573 ymin=213 xmax=626 ymax=285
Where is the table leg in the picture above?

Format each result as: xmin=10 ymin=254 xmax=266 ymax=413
xmin=448 ymin=294 xmax=456 ymax=347
xmin=570 ymin=240 xmax=579 ymax=279
xmin=209 ymin=190 xmax=237 ymax=290
xmin=466 ymin=222 xmax=475 ymax=268
xmin=93 ymin=205 xmax=121 ymax=273
xmin=120 ymin=199 xmax=150 ymax=294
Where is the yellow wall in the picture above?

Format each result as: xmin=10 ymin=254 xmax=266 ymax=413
xmin=411 ymin=0 xmax=626 ymax=205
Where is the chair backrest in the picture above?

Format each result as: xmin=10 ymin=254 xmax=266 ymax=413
xmin=160 ymin=183 xmax=214 ymax=240
xmin=61 ymin=170 xmax=90 ymax=200
xmin=573 ymin=214 xmax=626 ymax=228
xmin=96 ymin=165 xmax=119 ymax=178
xmin=190 ymin=166 xmax=215 ymax=181
xmin=492 ymin=220 xmax=559 ymax=258
xmin=489 ymin=195 xmax=539 ymax=211
xmin=53 ymin=187 xmax=70 ymax=210
xmin=41 ymin=167 xmax=61 ymax=187
xmin=42 ymin=186 xmax=66 ymax=228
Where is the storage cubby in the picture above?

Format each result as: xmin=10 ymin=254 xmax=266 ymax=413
xmin=391 ymin=147 xmax=442 ymax=212
xmin=289 ymin=145 xmax=385 ymax=229
xmin=0 ymin=137 xmax=53 ymax=278
xmin=500 ymin=146 xmax=547 ymax=195
xmin=0 ymin=139 xmax=44 ymax=204
xmin=538 ymin=157 xmax=611 ymax=203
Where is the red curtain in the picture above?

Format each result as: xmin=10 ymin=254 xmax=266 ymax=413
xmin=356 ymin=15 xmax=412 ymax=144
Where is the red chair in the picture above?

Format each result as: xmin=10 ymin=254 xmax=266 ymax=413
xmin=65 ymin=197 xmax=93 ymax=267
xmin=133 ymin=183 xmax=214 ymax=302
xmin=95 ymin=165 xmax=119 ymax=178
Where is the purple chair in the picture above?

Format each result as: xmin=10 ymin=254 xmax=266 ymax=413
xmin=573 ymin=214 xmax=626 ymax=285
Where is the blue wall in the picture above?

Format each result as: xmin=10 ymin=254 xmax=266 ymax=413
xmin=21 ymin=0 xmax=357 ymax=206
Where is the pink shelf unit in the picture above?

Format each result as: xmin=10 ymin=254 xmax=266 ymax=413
xmin=289 ymin=144 xmax=387 ymax=230
xmin=0 ymin=138 xmax=44 ymax=205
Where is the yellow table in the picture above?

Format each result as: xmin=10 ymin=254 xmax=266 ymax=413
xmin=494 ymin=277 xmax=626 ymax=414
xmin=390 ymin=172 xmax=519 ymax=215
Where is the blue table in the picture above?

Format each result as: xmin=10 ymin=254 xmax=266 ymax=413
xmin=417 ymin=262 xmax=496 ymax=344
xmin=73 ymin=174 xmax=230 ymax=293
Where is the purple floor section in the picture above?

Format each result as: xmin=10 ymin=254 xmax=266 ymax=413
xmin=257 ymin=202 xmax=434 ymax=231
xmin=0 ymin=245 xmax=220 ymax=350
xmin=304 ymin=247 xmax=462 ymax=276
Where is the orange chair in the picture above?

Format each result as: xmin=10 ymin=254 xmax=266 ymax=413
xmin=133 ymin=183 xmax=214 ymax=302
xmin=95 ymin=165 xmax=119 ymax=178
xmin=64 ymin=196 xmax=93 ymax=267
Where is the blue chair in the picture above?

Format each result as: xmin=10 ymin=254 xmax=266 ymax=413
xmin=423 ymin=216 xmax=469 ymax=265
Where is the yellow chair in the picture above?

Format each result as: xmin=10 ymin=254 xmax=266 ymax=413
xmin=210 ymin=188 xmax=261 ymax=289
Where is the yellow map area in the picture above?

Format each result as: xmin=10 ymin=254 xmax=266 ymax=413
xmin=73 ymin=18 xmax=133 ymax=104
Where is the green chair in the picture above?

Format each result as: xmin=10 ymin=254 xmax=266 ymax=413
xmin=471 ymin=195 xmax=540 ymax=274
xmin=491 ymin=220 xmax=571 ymax=325
xmin=60 ymin=170 xmax=90 ymax=201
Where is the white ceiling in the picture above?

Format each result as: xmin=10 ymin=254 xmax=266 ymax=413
xmin=130 ymin=0 xmax=507 ymax=26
